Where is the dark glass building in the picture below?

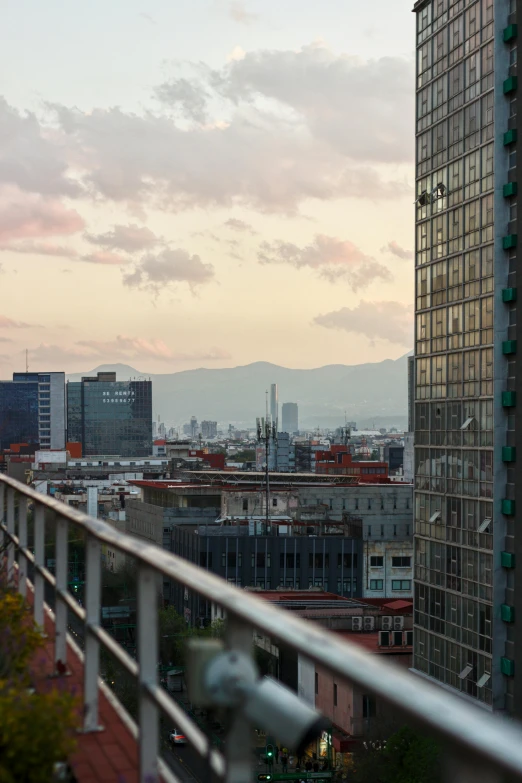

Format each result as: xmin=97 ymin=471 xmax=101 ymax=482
xmin=0 ymin=382 xmax=39 ymax=450
xmin=67 ymin=372 xmax=153 ymax=457
xmin=0 ymin=372 xmax=65 ymax=451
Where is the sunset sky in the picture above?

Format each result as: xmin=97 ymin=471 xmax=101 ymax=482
xmin=0 ymin=0 xmax=415 ymax=376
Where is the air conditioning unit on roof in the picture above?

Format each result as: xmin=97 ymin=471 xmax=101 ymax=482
xmin=352 ymin=616 xmax=363 ymax=631
xmin=381 ymin=616 xmax=393 ymax=630
xmin=393 ymin=616 xmax=404 ymax=630
xmin=363 ymin=616 xmax=375 ymax=631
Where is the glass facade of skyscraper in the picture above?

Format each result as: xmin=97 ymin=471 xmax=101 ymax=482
xmin=67 ymin=374 xmax=153 ymax=456
xmin=413 ymin=0 xmax=517 ymax=711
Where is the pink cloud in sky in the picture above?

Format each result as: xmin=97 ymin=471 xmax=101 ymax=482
xmin=0 ymin=187 xmax=84 ymax=242
xmin=81 ymin=250 xmax=129 ymax=265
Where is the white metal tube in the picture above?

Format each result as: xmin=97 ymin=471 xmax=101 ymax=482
xmin=54 ymin=515 xmax=68 ymax=671
xmin=6 ymin=489 xmax=15 ymax=581
xmin=224 ymin=617 xmax=254 ymax=783
xmin=137 ymin=564 xmax=159 ymax=783
xmin=0 ymin=484 xmax=4 ymax=550
xmin=33 ymin=505 xmax=45 ymax=629
xmin=18 ymin=496 xmax=27 ymax=597
xmin=83 ymin=534 xmax=101 ymax=732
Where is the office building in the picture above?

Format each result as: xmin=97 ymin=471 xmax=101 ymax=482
xmin=67 ymin=371 xmax=152 ymax=457
xmin=201 ymin=420 xmax=218 ymax=439
xmin=413 ymin=0 xmax=518 ymax=711
xmin=270 ymin=383 xmax=278 ymax=427
xmin=0 ymin=372 xmax=65 ymax=450
xmin=281 ymin=402 xmax=299 ymax=434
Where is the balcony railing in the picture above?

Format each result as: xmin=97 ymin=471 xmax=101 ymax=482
xmin=1 ymin=471 xmax=522 ymax=783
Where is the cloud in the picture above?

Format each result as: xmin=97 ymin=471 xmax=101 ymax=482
xmin=85 ymin=223 xmax=161 ymax=252
xmin=139 ymin=12 xmax=156 ymax=24
xmin=154 ymin=78 xmax=210 ymax=124
xmin=229 ymin=1 xmax=259 ymax=24
xmin=313 ymin=300 xmax=413 ymax=346
xmin=0 ymin=241 xmax=77 ymax=257
xmin=0 ymin=337 xmax=12 ymax=342
xmin=258 ymin=234 xmax=392 ymax=288
xmin=217 ymin=43 xmax=414 ymax=163
xmin=381 ymin=240 xmax=413 ymax=260
xmin=123 ymin=248 xmax=214 ymax=292
xmin=81 ymin=251 xmax=130 ymax=265
xmin=0 ymin=98 xmax=81 ymax=197
xmin=0 ymin=188 xmax=85 ymax=242
xmin=29 ymin=338 xmax=230 ymax=365
xmin=224 ymin=218 xmax=257 ymax=234
xmin=0 ymin=315 xmax=34 ymax=329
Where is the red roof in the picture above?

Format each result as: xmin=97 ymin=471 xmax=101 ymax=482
xmin=335 ymin=631 xmax=412 ymax=654
xmin=383 ymin=599 xmax=413 ymax=611
xmin=154 ymin=439 xmax=166 ymax=445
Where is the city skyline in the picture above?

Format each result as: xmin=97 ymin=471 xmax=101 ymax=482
xmin=0 ymin=0 xmax=414 ymax=376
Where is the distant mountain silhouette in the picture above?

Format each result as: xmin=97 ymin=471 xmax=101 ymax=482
xmin=67 ymin=355 xmax=409 ymax=430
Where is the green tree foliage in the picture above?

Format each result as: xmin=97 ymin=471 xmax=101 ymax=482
xmin=0 ymin=576 xmax=79 ymax=782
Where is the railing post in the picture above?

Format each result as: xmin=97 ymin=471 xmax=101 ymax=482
xmin=0 ymin=483 xmax=4 ymax=550
xmin=224 ymin=616 xmax=254 ymax=783
xmin=34 ymin=505 xmax=45 ymax=630
xmin=54 ymin=514 xmax=69 ymax=673
xmin=6 ymin=488 xmax=15 ymax=582
xmin=83 ymin=533 xmax=102 ymax=732
xmin=137 ymin=564 xmax=159 ymax=783
xmin=18 ymin=496 xmax=28 ymax=598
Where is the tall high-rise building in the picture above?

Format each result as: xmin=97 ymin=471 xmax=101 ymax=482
xmin=413 ymin=0 xmax=518 ymax=712
xmin=0 ymin=372 xmax=65 ymax=450
xmin=270 ymin=383 xmax=278 ymax=427
xmin=201 ymin=420 xmax=218 ymax=438
xmin=281 ymin=402 xmax=299 ymax=434
xmin=67 ymin=372 xmax=152 ymax=456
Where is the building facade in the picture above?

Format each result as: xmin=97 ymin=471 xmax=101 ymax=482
xmin=413 ymin=0 xmax=518 ymax=711
xmin=67 ymin=371 xmax=152 ymax=457
xmin=281 ymin=402 xmax=299 ymax=434
xmin=0 ymin=372 xmax=65 ymax=450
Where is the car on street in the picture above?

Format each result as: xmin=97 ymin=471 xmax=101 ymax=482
xmin=169 ymin=729 xmax=187 ymax=746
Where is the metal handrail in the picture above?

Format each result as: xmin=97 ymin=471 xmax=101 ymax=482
xmin=1 ymin=473 xmax=521 ymax=783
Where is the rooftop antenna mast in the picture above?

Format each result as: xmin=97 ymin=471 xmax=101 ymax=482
xmin=256 ymin=391 xmax=277 ymax=534
xmin=25 ymin=349 xmax=29 ymax=373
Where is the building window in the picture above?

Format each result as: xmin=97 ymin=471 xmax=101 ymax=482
xmin=370 ymin=556 xmax=383 ymax=568
xmin=370 ymin=579 xmax=383 ymax=591
xmin=315 ymin=672 xmax=319 ymax=695
xmin=362 ymin=695 xmax=376 ymax=719
xmin=272 ymin=498 xmax=278 ymax=507
xmin=222 ymin=552 xmax=242 ymax=568
xmin=309 ymin=553 xmax=329 ymax=568
xmin=242 ymin=498 xmax=248 ymax=511
xmin=280 ymin=552 xmax=300 ymax=568
xmin=252 ymin=552 xmax=270 ymax=568
xmin=392 ymin=580 xmax=411 ymax=591
xmin=337 ymin=553 xmax=358 ymax=568
xmin=392 ymin=557 xmax=411 ymax=568
xmin=334 ymin=683 xmax=338 ymax=707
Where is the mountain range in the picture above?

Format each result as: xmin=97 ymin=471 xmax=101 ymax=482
xmin=67 ymin=355 xmax=410 ymax=430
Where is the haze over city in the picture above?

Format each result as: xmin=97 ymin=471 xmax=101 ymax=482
xmin=0 ymin=0 xmax=415 ymax=376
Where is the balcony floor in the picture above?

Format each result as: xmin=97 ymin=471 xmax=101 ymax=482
xmin=32 ymin=601 xmax=140 ymax=783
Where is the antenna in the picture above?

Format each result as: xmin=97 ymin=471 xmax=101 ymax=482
xmin=25 ymin=349 xmax=29 ymax=373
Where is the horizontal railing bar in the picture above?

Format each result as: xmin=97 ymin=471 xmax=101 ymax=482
xmin=56 ymin=586 xmax=86 ymax=622
xmin=148 ymin=684 xmax=226 ymax=778
xmin=92 ymin=625 xmax=139 ymax=678
xmin=3 ymin=474 xmax=522 ymax=779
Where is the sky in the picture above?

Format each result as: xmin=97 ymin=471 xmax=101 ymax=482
xmin=0 ymin=0 xmax=416 ymax=376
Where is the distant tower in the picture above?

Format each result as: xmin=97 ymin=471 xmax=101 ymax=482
xmin=281 ymin=402 xmax=298 ymax=434
xmin=270 ymin=384 xmax=278 ymax=429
